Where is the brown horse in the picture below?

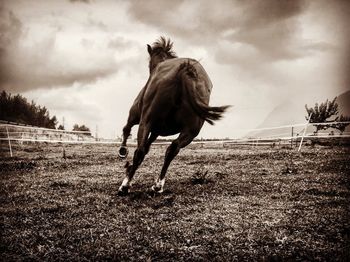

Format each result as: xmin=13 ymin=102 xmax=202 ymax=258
xmin=118 ymin=37 xmax=229 ymax=195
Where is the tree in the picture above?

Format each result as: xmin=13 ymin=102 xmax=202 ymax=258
xmin=305 ymin=97 xmax=350 ymax=133
xmin=73 ymin=124 xmax=91 ymax=136
xmin=48 ymin=115 xmax=58 ymax=129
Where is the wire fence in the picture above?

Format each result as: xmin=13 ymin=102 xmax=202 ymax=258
xmin=1 ymin=121 xmax=350 ymax=157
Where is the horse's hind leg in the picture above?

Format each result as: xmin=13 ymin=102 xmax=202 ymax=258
xmin=152 ymin=132 xmax=194 ymax=193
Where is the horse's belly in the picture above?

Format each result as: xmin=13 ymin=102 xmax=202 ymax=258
xmin=157 ymin=129 xmax=180 ymax=136
xmin=151 ymin=118 xmax=181 ymax=136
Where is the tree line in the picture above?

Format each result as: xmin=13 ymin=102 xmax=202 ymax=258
xmin=0 ymin=90 xmax=58 ymax=129
xmin=0 ymin=91 xmax=91 ymax=134
xmin=72 ymin=124 xmax=91 ymax=135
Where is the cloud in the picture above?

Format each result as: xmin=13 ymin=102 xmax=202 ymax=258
xmin=69 ymin=0 xmax=90 ymax=3
xmin=128 ymin=0 xmax=349 ymax=100
xmin=107 ymin=36 xmax=133 ymax=50
xmin=128 ymin=0 xmax=307 ymax=62
xmin=0 ymin=5 xmax=119 ymax=92
xmin=24 ymin=85 xmax=103 ymax=131
xmin=85 ymin=16 xmax=108 ymax=31
xmin=302 ymin=0 xmax=350 ymax=92
xmin=0 ymin=8 xmax=22 ymax=87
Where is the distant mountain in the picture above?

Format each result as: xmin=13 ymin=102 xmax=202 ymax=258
xmin=247 ymin=90 xmax=350 ymax=138
xmin=247 ymin=99 xmax=307 ymax=138
xmin=336 ymin=90 xmax=350 ymax=116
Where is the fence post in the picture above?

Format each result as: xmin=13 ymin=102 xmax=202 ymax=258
xmin=62 ymin=144 xmax=66 ymax=159
xmin=6 ymin=126 xmax=13 ymax=157
xmin=291 ymin=126 xmax=294 ymax=149
xmin=298 ymin=113 xmax=312 ymax=152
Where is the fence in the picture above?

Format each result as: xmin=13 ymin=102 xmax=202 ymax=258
xmin=1 ymin=121 xmax=350 ymax=157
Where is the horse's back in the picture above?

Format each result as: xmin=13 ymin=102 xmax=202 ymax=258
xmin=144 ymin=58 xmax=212 ymax=102
xmin=156 ymin=58 xmax=212 ymax=89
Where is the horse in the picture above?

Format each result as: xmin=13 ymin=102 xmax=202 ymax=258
xmin=117 ymin=37 xmax=229 ymax=196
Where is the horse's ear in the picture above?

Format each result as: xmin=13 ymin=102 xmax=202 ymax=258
xmin=147 ymin=44 xmax=152 ymax=55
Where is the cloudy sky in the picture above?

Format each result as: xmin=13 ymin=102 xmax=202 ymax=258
xmin=1 ymin=0 xmax=349 ymax=138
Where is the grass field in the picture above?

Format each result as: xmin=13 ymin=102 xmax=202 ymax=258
xmin=1 ymin=143 xmax=350 ymax=261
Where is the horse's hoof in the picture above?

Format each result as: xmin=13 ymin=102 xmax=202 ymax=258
xmin=118 ymin=146 xmax=128 ymax=159
xmin=117 ymin=186 xmax=129 ymax=196
xmin=151 ymin=185 xmax=163 ymax=193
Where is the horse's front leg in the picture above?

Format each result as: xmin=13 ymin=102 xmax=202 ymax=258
xmin=118 ymin=125 xmax=157 ymax=196
xmin=118 ymin=124 xmax=132 ymax=158
xmin=118 ymin=109 xmax=139 ymax=159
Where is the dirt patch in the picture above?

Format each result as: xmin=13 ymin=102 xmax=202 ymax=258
xmin=0 ymin=160 xmax=36 ymax=171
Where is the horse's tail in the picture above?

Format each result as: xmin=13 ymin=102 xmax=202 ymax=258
xmin=177 ymin=60 xmax=230 ymax=125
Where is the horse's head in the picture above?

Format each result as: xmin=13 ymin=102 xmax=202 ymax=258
xmin=147 ymin=36 xmax=177 ymax=73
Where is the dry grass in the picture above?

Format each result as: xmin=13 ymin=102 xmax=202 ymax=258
xmin=1 ymin=143 xmax=350 ymax=261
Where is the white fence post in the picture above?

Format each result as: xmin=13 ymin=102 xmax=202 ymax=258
xmin=298 ymin=113 xmax=313 ymax=152
xmin=6 ymin=126 xmax=13 ymax=157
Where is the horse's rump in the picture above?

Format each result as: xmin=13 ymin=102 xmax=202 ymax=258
xmin=141 ymin=58 xmax=229 ymax=126
xmin=176 ymin=60 xmax=229 ymax=125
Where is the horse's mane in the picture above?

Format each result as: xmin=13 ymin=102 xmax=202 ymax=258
xmin=151 ymin=36 xmax=177 ymax=58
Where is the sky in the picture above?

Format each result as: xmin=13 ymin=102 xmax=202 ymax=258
xmin=0 ymin=0 xmax=349 ymax=139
